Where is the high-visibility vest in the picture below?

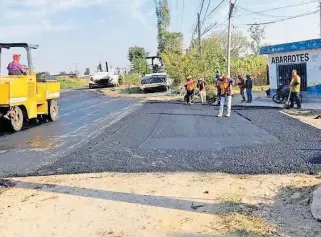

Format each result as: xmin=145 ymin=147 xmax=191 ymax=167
xmin=220 ymin=79 xmax=231 ymax=95
xmin=291 ymin=75 xmax=301 ymax=92
xmin=186 ymin=80 xmax=194 ymax=91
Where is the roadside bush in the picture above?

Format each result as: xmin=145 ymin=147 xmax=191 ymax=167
xmin=123 ymin=73 xmax=141 ymax=87
xmin=56 ymin=76 xmax=87 ymax=89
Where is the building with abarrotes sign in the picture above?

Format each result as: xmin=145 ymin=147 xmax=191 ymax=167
xmin=260 ymin=38 xmax=321 ymax=98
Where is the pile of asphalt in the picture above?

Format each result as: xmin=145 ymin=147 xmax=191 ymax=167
xmin=35 ymin=103 xmax=321 ymax=176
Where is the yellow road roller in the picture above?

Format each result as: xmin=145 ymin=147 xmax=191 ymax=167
xmin=0 ymin=43 xmax=60 ymax=131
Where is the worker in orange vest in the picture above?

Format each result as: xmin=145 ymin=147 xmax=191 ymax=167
xmin=218 ymin=75 xmax=233 ymax=117
xmin=184 ymin=75 xmax=195 ymax=105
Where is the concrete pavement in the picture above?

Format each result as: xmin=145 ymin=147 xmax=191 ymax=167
xmin=235 ymin=93 xmax=321 ymax=110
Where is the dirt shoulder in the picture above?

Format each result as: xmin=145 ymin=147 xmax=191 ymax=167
xmin=1 ymin=173 xmax=320 ymax=237
xmin=281 ymin=109 xmax=321 ymax=129
xmin=99 ymin=86 xmax=182 ymax=102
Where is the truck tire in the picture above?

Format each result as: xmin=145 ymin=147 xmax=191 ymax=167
xmin=48 ymin=100 xmax=59 ymax=121
xmin=10 ymin=106 xmax=24 ymax=132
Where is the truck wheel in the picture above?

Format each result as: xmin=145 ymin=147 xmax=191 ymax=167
xmin=10 ymin=107 xmax=24 ymax=132
xmin=49 ymin=100 xmax=59 ymax=121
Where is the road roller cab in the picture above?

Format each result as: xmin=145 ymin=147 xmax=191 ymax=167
xmin=0 ymin=43 xmax=60 ymax=132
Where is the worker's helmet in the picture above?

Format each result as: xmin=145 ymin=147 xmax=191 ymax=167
xmin=13 ymin=54 xmax=21 ymax=61
xmin=215 ymin=73 xmax=221 ymax=78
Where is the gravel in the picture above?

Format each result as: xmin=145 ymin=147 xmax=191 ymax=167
xmin=35 ymin=102 xmax=321 ymax=176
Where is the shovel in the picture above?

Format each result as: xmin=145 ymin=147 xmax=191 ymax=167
xmin=188 ymin=91 xmax=200 ymax=105
xmin=284 ymin=87 xmax=292 ymax=109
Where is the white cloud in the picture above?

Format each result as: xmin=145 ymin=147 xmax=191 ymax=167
xmin=0 ymin=0 xmax=152 ymax=38
xmin=0 ymin=20 xmax=76 ymax=37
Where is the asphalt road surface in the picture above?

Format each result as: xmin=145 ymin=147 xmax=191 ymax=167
xmin=0 ymin=90 xmax=139 ymax=177
xmin=0 ymin=90 xmax=320 ymax=177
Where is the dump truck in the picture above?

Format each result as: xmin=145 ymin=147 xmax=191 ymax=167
xmin=0 ymin=43 xmax=60 ymax=132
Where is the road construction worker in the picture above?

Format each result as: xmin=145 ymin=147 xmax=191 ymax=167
xmin=184 ymin=75 xmax=195 ymax=105
xmin=245 ymin=75 xmax=253 ymax=103
xmin=197 ymin=77 xmax=207 ymax=105
xmin=237 ymin=75 xmax=246 ymax=102
xmin=215 ymin=73 xmax=223 ymax=105
xmin=218 ymin=75 xmax=233 ymax=117
xmin=7 ymin=54 xmax=26 ymax=75
xmin=289 ymin=70 xmax=301 ymax=109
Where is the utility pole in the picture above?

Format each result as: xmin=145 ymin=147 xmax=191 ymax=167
xmin=227 ymin=0 xmax=236 ymax=77
xmin=197 ymin=13 xmax=202 ymax=56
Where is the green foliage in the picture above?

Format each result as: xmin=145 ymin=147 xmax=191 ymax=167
xmin=122 ymin=73 xmax=141 ymax=86
xmin=128 ymin=46 xmax=149 ymax=62
xmin=162 ymin=34 xmax=226 ymax=86
xmin=56 ymin=76 xmax=87 ymax=89
xmin=128 ymin=46 xmax=149 ymax=74
xmin=231 ymin=55 xmax=268 ymax=85
xmin=163 ymin=31 xmax=183 ymax=54
xmin=150 ymin=1 xmax=268 ymax=88
xmin=215 ymin=31 xmax=251 ymax=58
xmin=84 ymin=68 xmax=90 ymax=75
xmin=155 ymin=0 xmax=171 ymax=54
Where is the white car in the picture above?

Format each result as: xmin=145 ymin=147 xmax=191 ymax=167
xmin=89 ymin=71 xmax=119 ymax=89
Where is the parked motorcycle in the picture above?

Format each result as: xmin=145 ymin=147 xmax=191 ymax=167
xmin=272 ymin=84 xmax=303 ymax=104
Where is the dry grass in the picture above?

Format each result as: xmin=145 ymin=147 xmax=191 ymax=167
xmin=219 ymin=214 xmax=277 ymax=237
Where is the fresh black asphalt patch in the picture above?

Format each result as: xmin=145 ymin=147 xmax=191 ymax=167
xmin=35 ymin=102 xmax=321 ymax=176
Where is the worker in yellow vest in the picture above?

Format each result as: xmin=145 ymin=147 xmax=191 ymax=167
xmin=289 ymin=70 xmax=301 ymax=109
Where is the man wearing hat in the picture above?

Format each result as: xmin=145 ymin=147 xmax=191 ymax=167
xmin=7 ymin=54 xmax=26 ymax=75
xmin=197 ymin=77 xmax=207 ymax=105
xmin=289 ymin=70 xmax=301 ymax=109
xmin=184 ymin=75 xmax=195 ymax=105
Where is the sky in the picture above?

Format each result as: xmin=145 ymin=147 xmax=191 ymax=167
xmin=0 ymin=0 xmax=320 ymax=74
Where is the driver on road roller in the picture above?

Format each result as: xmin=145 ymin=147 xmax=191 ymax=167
xmin=7 ymin=54 xmax=27 ymax=75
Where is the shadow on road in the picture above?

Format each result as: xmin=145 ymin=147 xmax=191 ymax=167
xmin=1 ymin=178 xmax=319 ymax=237
xmin=1 ymin=179 xmax=255 ymax=215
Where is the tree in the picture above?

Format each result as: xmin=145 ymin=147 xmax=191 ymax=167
xmin=128 ymin=46 xmax=149 ymax=62
xmin=163 ymin=31 xmax=183 ymax=54
xmin=215 ymin=31 xmax=250 ymax=58
xmin=128 ymin=46 xmax=150 ymax=74
xmin=162 ymin=35 xmax=226 ymax=85
xmin=249 ymin=25 xmax=265 ymax=55
xmin=231 ymin=55 xmax=268 ymax=85
xmin=84 ymin=68 xmax=90 ymax=75
xmin=154 ymin=0 xmax=170 ymax=54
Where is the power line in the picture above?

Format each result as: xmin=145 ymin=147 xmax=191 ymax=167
xmin=236 ymin=6 xmax=291 ymax=18
xmin=245 ymin=9 xmax=320 ymax=26
xmin=199 ymin=0 xmax=206 ymax=16
xmin=204 ymin=0 xmax=227 ymax=21
xmin=202 ymin=0 xmax=212 ymax=23
xmin=235 ymin=0 xmax=320 ymax=18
